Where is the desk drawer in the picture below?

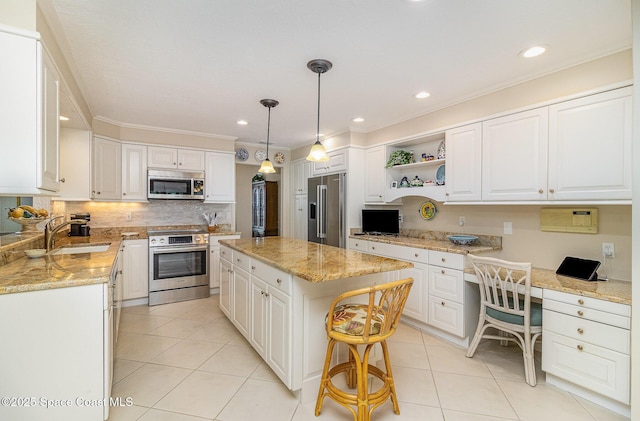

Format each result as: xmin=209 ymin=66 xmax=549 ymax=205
xmin=428 ymin=296 xmax=464 ymax=337
xmin=368 ymin=242 xmax=428 ymax=264
xmin=428 ymin=266 xmax=464 ymax=303
xmin=348 ymin=238 xmax=369 ymax=252
xmin=429 ymin=250 xmax=464 ymax=270
xmin=543 ymin=289 xmax=630 ymax=317
xmin=251 ymin=259 xmax=292 ymax=295
xmin=543 ymin=310 xmax=629 ymax=354
xmin=543 ymin=299 xmax=630 ymax=329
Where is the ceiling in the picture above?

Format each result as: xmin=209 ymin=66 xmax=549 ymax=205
xmin=38 ymin=0 xmax=632 ymax=149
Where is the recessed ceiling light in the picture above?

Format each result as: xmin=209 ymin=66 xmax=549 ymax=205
xmin=415 ymin=91 xmax=430 ymax=99
xmin=520 ymin=45 xmax=548 ymax=58
xmin=59 ymin=115 xmax=70 ymax=121
xmin=237 ymin=120 xmax=248 ymax=125
xmin=352 ymin=117 xmax=364 ymax=123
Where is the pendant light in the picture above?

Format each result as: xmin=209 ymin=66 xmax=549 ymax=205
xmin=306 ymin=59 xmax=332 ymax=162
xmin=258 ymin=98 xmax=278 ymax=174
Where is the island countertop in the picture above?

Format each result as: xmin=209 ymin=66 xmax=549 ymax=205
xmin=219 ymin=236 xmax=413 ymax=282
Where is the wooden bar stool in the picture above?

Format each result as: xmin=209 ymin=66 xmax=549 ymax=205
xmin=315 ymin=277 xmax=413 ymax=421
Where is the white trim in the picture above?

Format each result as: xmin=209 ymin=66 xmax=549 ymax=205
xmin=0 ymin=23 xmax=40 ymax=40
xmin=93 ymin=116 xmax=238 ymax=141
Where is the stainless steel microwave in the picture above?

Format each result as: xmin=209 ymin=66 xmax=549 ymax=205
xmin=147 ymin=169 xmax=205 ymax=200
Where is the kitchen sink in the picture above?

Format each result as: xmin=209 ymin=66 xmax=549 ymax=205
xmin=50 ymin=243 xmax=111 ymax=255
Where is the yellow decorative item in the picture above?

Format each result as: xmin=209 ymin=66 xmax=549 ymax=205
xmin=419 ymin=201 xmax=436 ymax=220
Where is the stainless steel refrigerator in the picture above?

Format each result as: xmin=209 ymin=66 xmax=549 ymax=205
xmin=308 ymin=173 xmax=346 ymax=247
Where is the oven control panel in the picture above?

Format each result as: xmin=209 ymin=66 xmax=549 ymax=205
xmin=148 ymin=231 xmax=209 ymax=247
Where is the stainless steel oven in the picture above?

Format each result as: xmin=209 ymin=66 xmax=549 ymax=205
xmin=148 ymin=229 xmax=209 ymax=305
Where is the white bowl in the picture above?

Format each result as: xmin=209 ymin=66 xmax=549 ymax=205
xmin=25 ymin=249 xmax=46 ymax=258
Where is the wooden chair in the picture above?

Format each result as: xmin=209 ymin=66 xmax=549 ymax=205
xmin=466 ymin=254 xmax=542 ymax=386
xmin=315 ymin=277 xmax=413 ymax=421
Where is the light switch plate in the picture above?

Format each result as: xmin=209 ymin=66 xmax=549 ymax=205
xmin=504 ymin=222 xmax=512 ymax=235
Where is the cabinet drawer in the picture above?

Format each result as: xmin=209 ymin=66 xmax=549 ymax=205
xmin=348 ymin=238 xmax=369 ymax=252
xmin=428 ymin=266 xmax=464 ymax=303
xmin=543 ymin=310 xmax=629 ymax=354
xmin=251 ymin=259 xmax=292 ymax=295
xmin=368 ymin=242 xmax=428 ymax=264
xmin=543 ymin=299 xmax=630 ymax=329
xmin=429 ymin=250 xmax=464 ymax=270
xmin=233 ymin=251 xmax=252 ymax=273
xmin=428 ymin=296 xmax=464 ymax=337
xmin=543 ymin=289 xmax=630 ymax=317
xmin=220 ymin=245 xmax=232 ymax=262
xmin=542 ymin=331 xmax=630 ymax=404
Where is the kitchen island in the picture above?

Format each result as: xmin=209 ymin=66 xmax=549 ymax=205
xmin=218 ymin=236 xmax=413 ymax=403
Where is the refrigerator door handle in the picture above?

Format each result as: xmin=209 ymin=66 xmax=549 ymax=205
xmin=309 ymin=202 xmax=316 ymax=220
xmin=318 ymin=185 xmax=327 ymax=239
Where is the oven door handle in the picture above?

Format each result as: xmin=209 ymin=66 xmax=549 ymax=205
xmin=151 ymin=245 xmax=209 ymax=254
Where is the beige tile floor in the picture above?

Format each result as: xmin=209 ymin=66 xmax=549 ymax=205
xmin=108 ymin=295 xmax=629 ymax=421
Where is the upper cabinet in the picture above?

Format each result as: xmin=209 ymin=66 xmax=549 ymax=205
xmin=205 ymin=151 xmax=235 ymax=203
xmin=92 ymin=136 xmax=122 ymax=200
xmin=122 ymin=143 xmax=148 ymax=202
xmin=547 ymin=87 xmax=632 ymax=201
xmin=312 ymin=149 xmax=347 ymax=175
xmin=148 ymin=146 xmax=205 ymax=171
xmin=291 ymin=159 xmax=312 ymax=195
xmin=58 ymin=128 xmax=92 ymax=201
xmin=364 ymin=146 xmax=386 ymax=203
xmin=445 ymin=123 xmax=482 ymax=202
xmin=482 ymin=108 xmax=549 ymax=201
xmin=0 ymin=28 xmax=60 ymax=195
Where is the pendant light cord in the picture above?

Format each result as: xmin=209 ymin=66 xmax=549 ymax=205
xmin=316 ymin=71 xmax=321 ymax=143
xmin=266 ymin=106 xmax=271 ymax=156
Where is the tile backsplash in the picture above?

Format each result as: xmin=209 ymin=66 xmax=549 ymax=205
xmin=51 ymin=200 xmax=235 ymax=230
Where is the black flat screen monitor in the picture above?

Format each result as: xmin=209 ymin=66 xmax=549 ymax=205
xmin=555 ymin=256 xmax=601 ymax=281
xmin=362 ymin=209 xmax=399 ymax=235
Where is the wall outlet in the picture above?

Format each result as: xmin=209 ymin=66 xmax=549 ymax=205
xmin=398 ymin=214 xmax=403 ymax=223
xmin=602 ymin=242 xmax=615 ymax=258
xmin=126 ymin=212 xmax=132 ymax=221
xmin=458 ymin=216 xmax=465 ymax=226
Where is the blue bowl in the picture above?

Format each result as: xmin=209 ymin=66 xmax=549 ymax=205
xmin=447 ymin=235 xmax=478 ymax=246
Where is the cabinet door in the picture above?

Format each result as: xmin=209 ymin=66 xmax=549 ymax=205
xmin=292 ymin=194 xmax=308 ymax=241
xmin=148 ymin=146 xmax=177 ymax=168
xmin=232 ymin=268 xmax=251 ymax=338
xmin=209 ymin=245 xmax=220 ymax=288
xmin=93 ymin=136 xmax=122 ymax=200
xmin=220 ymin=258 xmax=232 ymax=317
xmin=445 ymin=123 xmax=482 ymax=201
xmin=205 ymin=152 xmax=236 ymax=202
xmin=428 ymin=265 xmax=464 ymax=303
xmin=548 ymin=87 xmax=632 ymax=200
xmin=428 ymin=295 xmax=464 ymax=337
xmin=313 ymin=149 xmax=346 ymax=175
xmin=122 ymin=143 xmax=148 ymax=201
xmin=398 ymin=262 xmax=429 ymax=323
xmin=250 ymin=277 xmax=268 ymax=358
xmin=122 ymin=239 xmax=149 ymax=300
xmin=267 ymin=286 xmax=291 ymax=387
xmin=482 ymin=108 xmax=548 ymax=201
xmin=38 ymin=47 xmax=60 ymax=192
xmin=58 ymin=128 xmax=92 ymax=200
xmin=291 ymin=160 xmax=312 ymax=195
xmin=178 ymin=149 xmax=205 ymax=171
xmin=364 ymin=146 xmax=385 ymax=202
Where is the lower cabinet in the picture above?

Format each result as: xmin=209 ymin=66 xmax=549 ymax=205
xmin=542 ymin=289 xmax=630 ymax=405
xmin=209 ymin=235 xmax=240 ymax=289
xmin=219 ymin=249 xmax=232 ymax=317
xmin=121 ymin=239 xmax=149 ymax=301
xmin=232 ymin=266 xmax=251 ymax=338
xmin=427 ymin=251 xmax=466 ymax=337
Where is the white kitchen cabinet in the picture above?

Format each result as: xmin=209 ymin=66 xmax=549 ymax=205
xmin=57 ymin=128 xmax=92 ymax=201
xmin=542 ymin=289 xmax=630 ymax=405
xmin=0 ymin=28 xmax=60 ymax=195
xmin=219 ymin=248 xmax=232 ymax=317
xmin=427 ymin=252 xmax=465 ymax=337
xmin=92 ymin=136 xmax=122 ymax=200
xmin=121 ymin=143 xmax=148 ymax=202
xmin=291 ymin=159 xmax=312 ymax=195
xmin=232 ymin=266 xmax=251 ymax=338
xmin=312 ymin=149 xmax=347 ymax=175
xmin=121 ymin=239 xmax=149 ymax=301
xmin=445 ymin=123 xmax=482 ymax=202
xmin=482 ymin=107 xmax=549 ymax=201
xmin=292 ymin=194 xmax=308 ymax=241
xmin=148 ymin=146 xmax=205 ymax=171
xmin=250 ymin=276 xmax=269 ymax=357
xmin=547 ymin=87 xmax=632 ymax=201
xmin=364 ymin=146 xmax=386 ymax=203
xmin=205 ymin=151 xmax=236 ymax=203
xmin=209 ymin=234 xmax=240 ymax=289
xmin=0 ymin=284 xmax=107 ymax=421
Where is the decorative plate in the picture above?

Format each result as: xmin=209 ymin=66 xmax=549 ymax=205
xmin=255 ymin=149 xmax=267 ymax=161
xmin=419 ymin=201 xmax=437 ymax=220
xmin=274 ymin=151 xmax=285 ymax=164
xmin=436 ymin=164 xmax=445 ymax=185
xmin=235 ymin=147 xmax=249 ymax=161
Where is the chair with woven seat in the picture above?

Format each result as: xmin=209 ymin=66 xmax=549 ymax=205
xmin=315 ymin=277 xmax=413 ymax=421
xmin=465 ymin=254 xmax=542 ymax=386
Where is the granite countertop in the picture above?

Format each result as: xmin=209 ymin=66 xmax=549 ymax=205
xmin=464 ymin=267 xmax=631 ymax=305
xmin=0 ymin=236 xmax=121 ymax=295
xmin=220 ymin=236 xmax=413 ymax=283
xmin=350 ymin=234 xmax=500 ymax=254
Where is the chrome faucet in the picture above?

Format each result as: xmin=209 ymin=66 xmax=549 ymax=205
xmin=45 ymin=216 xmax=89 ymax=252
